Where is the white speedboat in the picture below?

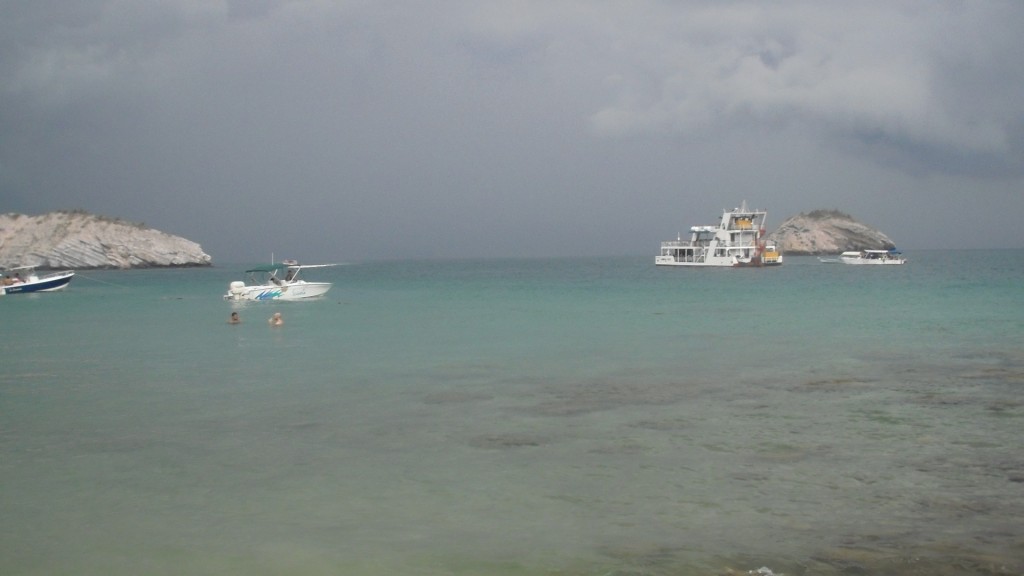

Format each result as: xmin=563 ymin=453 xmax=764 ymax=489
xmin=224 ymin=261 xmax=335 ymax=301
xmin=1 ymin=265 xmax=74 ymax=295
xmin=656 ymin=201 xmax=781 ymax=267
xmin=839 ymin=250 xmax=906 ymax=265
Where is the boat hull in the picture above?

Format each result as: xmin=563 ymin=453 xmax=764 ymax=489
xmin=224 ymin=281 xmax=332 ymax=301
xmin=1 ymin=271 xmax=74 ymax=294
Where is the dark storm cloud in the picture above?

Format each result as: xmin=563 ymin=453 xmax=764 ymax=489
xmin=2 ymin=1 xmax=1023 ymax=261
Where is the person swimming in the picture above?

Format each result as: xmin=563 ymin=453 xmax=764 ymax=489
xmin=269 ymin=312 xmax=283 ymax=326
xmin=228 ymin=312 xmax=241 ymax=324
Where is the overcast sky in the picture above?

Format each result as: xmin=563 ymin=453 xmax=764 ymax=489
xmin=2 ymin=1 xmax=1022 ymax=262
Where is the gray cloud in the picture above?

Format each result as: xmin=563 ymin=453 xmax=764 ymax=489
xmin=2 ymin=1 xmax=1022 ymax=262
xmin=587 ymin=2 xmax=1023 ymax=173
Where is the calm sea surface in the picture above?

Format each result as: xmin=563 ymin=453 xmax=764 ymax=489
xmin=2 ymin=252 xmax=1022 ymax=575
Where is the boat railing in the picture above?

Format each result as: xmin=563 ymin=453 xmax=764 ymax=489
xmin=38 ymin=270 xmax=73 ymax=279
xmin=661 ymin=240 xmax=695 ymax=247
xmin=662 ymin=229 xmax=759 ymax=250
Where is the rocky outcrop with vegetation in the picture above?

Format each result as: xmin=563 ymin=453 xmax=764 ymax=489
xmin=0 ymin=211 xmax=212 ymax=269
xmin=770 ymin=210 xmax=898 ymax=255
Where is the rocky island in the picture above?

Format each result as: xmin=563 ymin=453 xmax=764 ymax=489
xmin=0 ymin=211 xmax=212 ymax=269
xmin=770 ymin=210 xmax=898 ymax=256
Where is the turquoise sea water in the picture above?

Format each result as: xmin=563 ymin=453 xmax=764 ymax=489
xmin=2 ymin=251 xmax=1022 ymax=575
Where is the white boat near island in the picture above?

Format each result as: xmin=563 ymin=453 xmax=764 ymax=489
xmin=224 ymin=260 xmax=335 ymax=301
xmin=839 ymin=250 xmax=906 ymax=265
xmin=656 ymin=201 xmax=782 ymax=267
xmin=1 ymin=265 xmax=74 ymax=295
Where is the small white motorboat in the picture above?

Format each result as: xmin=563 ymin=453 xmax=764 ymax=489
xmin=224 ymin=261 xmax=335 ymax=301
xmin=839 ymin=250 xmax=907 ymax=265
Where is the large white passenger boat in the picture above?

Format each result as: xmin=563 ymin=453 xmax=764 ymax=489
xmin=839 ymin=250 xmax=906 ymax=265
xmin=656 ymin=201 xmax=781 ymax=267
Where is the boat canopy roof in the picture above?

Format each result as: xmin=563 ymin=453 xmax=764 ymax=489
xmin=244 ymin=266 xmax=281 ymax=274
xmin=244 ymin=263 xmax=338 ymax=274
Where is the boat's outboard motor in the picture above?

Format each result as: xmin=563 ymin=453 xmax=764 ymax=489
xmin=227 ymin=281 xmax=246 ymax=300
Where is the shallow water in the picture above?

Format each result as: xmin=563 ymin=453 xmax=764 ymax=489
xmin=2 ymin=252 xmax=1022 ymax=574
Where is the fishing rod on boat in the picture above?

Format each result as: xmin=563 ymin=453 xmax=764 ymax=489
xmin=73 ymin=273 xmax=133 ymax=288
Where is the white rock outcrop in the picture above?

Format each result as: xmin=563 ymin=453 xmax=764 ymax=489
xmin=770 ymin=210 xmax=898 ymax=255
xmin=0 ymin=211 xmax=212 ymax=269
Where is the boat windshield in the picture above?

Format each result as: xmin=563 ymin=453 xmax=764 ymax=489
xmin=244 ymin=266 xmax=283 ymax=284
